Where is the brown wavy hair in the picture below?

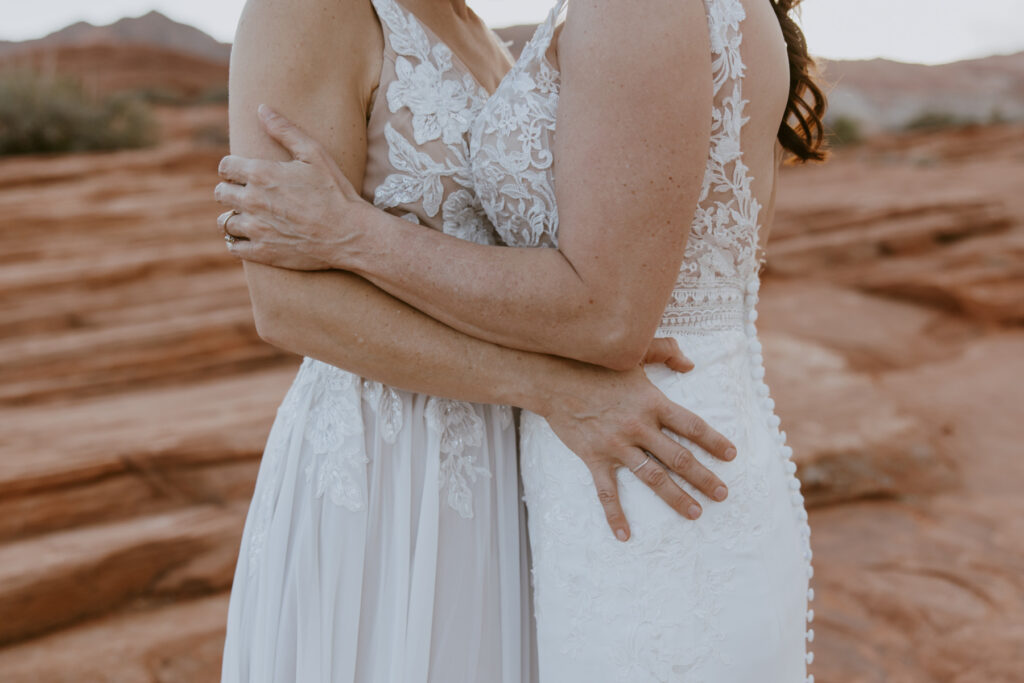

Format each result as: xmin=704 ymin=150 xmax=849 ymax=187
xmin=771 ymin=0 xmax=828 ymax=161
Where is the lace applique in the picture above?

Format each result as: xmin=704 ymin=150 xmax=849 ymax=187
xmin=375 ymin=123 xmax=454 ymax=217
xmin=469 ymin=1 xmax=564 ymax=249
xmin=246 ymin=359 xmax=371 ymax=577
xmin=371 ymin=0 xmax=492 ymax=243
xmin=442 ymin=189 xmax=497 ymax=245
xmin=299 ymin=362 xmax=369 ymax=510
xmin=426 ymin=397 xmax=492 ymax=518
xmin=361 ymin=379 xmax=404 ymax=443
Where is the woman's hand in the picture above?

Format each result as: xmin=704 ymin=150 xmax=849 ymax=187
xmin=539 ymin=357 xmax=735 ymax=543
xmin=214 ymin=104 xmax=368 ymax=270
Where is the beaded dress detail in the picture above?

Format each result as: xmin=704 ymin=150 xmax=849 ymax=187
xmin=221 ymin=1 xmax=535 ymax=681
xmin=468 ymin=0 xmax=815 ymax=681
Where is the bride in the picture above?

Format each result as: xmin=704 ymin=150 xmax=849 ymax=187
xmin=218 ymin=0 xmax=828 ymax=679
xmin=216 ymin=0 xmax=743 ymax=680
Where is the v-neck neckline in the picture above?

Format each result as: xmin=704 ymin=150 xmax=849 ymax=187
xmin=389 ymin=0 xmax=514 ymax=98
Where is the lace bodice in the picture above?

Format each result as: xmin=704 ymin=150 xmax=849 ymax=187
xmin=363 ymin=0 xmax=506 ymax=246
xmin=468 ymin=0 xmax=766 ymax=333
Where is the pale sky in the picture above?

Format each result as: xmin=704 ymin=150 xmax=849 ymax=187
xmin=3 ymin=0 xmax=1023 ymax=65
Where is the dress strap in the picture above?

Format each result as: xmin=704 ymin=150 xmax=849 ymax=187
xmin=518 ymin=0 xmax=567 ymax=67
xmin=369 ymin=0 xmax=434 ymax=63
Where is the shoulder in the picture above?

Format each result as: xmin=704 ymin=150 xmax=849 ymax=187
xmin=559 ymin=0 xmax=711 ymax=102
xmin=562 ymin=0 xmax=709 ymax=59
xmin=232 ymin=0 xmax=383 ymax=102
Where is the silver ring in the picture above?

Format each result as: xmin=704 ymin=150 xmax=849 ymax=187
xmin=224 ymin=232 xmax=238 ymax=244
xmin=630 ymin=454 xmax=652 ymax=474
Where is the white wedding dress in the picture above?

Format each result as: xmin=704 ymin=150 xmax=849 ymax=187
xmin=468 ymin=1 xmax=815 ymax=681
xmin=220 ymin=1 xmax=536 ymax=681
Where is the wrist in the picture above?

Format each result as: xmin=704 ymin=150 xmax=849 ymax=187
xmin=334 ymin=198 xmax=385 ymax=274
xmin=513 ymin=355 xmax=586 ymax=417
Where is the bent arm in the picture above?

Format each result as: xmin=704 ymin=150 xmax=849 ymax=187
xmin=336 ymin=0 xmax=713 ymax=370
xmin=229 ymin=0 xmax=586 ymax=411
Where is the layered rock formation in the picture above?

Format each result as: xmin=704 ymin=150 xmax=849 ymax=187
xmin=0 ymin=106 xmax=1022 ymax=681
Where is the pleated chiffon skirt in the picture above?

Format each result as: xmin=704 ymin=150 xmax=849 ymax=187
xmin=221 ymin=357 xmax=535 ymax=683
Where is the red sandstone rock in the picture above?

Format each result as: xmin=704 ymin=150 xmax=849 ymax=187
xmin=1 ymin=101 xmax=1023 ymax=683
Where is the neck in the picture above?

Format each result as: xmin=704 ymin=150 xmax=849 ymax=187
xmin=438 ymin=0 xmax=471 ymax=19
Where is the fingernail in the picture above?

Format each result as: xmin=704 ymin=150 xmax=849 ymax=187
xmin=688 ymin=504 xmax=702 ymax=519
xmin=714 ymin=486 xmax=728 ymax=501
xmin=725 ymin=447 xmax=737 ymax=461
xmin=615 ymin=528 xmax=629 ymax=542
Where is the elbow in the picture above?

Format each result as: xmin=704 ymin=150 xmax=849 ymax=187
xmin=587 ymin=320 xmax=651 ymax=372
xmin=250 ymin=292 xmax=294 ymax=352
xmin=243 ymin=263 xmax=301 ymax=353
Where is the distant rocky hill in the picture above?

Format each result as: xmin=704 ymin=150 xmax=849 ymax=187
xmin=495 ymin=25 xmax=1024 ymax=132
xmin=819 ymin=52 xmax=1024 ymax=132
xmin=0 ymin=42 xmax=228 ymax=100
xmin=3 ymin=13 xmax=1022 ymax=132
xmin=0 ymin=11 xmax=230 ymax=63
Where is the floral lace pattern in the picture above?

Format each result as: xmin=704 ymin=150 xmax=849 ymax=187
xmin=371 ymin=0 xmax=498 ymax=246
xmin=469 ymin=1 xmax=565 ymax=249
xmin=426 ymin=397 xmax=492 ymax=518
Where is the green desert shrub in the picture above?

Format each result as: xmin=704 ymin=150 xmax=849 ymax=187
xmin=0 ymin=72 xmax=158 ymax=156
xmin=826 ymin=115 xmax=864 ymax=147
xmin=903 ymin=111 xmax=972 ymax=132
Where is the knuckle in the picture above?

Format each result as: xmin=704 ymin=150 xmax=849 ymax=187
xmin=672 ymin=447 xmax=693 ymax=471
xmin=646 ymin=466 xmax=669 ymax=488
xmin=620 ymin=417 xmax=645 ymax=439
xmin=596 ymin=487 xmax=618 ymax=506
xmin=246 ymin=191 xmax=267 ymax=212
xmin=670 ymin=490 xmax=691 ymax=512
xmin=687 ymin=415 xmax=708 ymax=439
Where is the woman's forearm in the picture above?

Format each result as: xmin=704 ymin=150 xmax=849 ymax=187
xmin=244 ymin=259 xmax=590 ymax=414
xmin=341 ymin=202 xmax=647 ymax=370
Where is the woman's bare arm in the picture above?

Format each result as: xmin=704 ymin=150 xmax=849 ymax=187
xmin=223 ymin=0 xmax=735 ymax=538
xmin=221 ymin=0 xmax=712 ymax=371
xmin=228 ymin=0 xmax=563 ymax=408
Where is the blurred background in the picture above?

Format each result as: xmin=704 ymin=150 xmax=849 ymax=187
xmin=1 ymin=1 xmax=1022 ymax=681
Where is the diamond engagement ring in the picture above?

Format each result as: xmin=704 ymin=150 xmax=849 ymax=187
xmin=630 ymin=454 xmax=652 ymax=474
xmin=222 ymin=210 xmax=240 ymax=244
